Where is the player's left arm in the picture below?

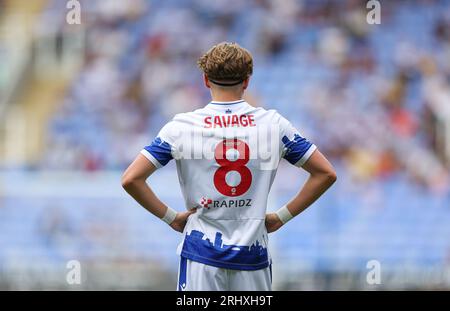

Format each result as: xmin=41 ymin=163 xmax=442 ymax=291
xmin=266 ymin=149 xmax=337 ymax=233
xmin=122 ymin=154 xmax=195 ymax=232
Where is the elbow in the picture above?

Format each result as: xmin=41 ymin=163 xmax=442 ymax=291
xmin=326 ymin=169 xmax=337 ymax=185
xmin=121 ymin=174 xmax=137 ymax=191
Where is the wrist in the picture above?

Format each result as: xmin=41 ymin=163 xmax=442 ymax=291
xmin=161 ymin=206 xmax=177 ymax=225
xmin=275 ymin=205 xmax=293 ymax=224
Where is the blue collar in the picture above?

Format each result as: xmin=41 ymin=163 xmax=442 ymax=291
xmin=209 ymin=100 xmax=245 ymax=105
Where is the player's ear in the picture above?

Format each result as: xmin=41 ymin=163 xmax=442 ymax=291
xmin=203 ymin=74 xmax=211 ymax=89
xmin=242 ymin=77 xmax=250 ymax=90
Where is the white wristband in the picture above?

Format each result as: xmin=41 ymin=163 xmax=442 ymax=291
xmin=275 ymin=205 xmax=293 ymax=224
xmin=161 ymin=207 xmax=177 ymax=225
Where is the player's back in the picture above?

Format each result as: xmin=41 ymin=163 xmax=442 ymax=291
xmin=142 ymin=99 xmax=316 ymax=270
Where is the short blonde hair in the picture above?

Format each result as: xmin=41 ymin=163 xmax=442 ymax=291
xmin=197 ymin=42 xmax=253 ymax=86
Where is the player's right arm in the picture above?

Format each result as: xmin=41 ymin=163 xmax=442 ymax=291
xmin=122 ymin=120 xmax=195 ymax=233
xmin=122 ymin=154 xmax=195 ymax=232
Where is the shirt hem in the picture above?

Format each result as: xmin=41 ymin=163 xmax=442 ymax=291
xmin=181 ymin=251 xmax=270 ymax=271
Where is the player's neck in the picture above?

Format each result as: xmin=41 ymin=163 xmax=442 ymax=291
xmin=210 ymin=91 xmax=243 ymax=103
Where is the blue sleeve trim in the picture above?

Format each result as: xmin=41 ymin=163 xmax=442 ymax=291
xmin=282 ymin=134 xmax=313 ymax=165
xmin=143 ymin=137 xmax=173 ymax=167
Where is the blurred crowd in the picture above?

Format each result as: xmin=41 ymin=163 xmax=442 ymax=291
xmin=41 ymin=0 xmax=450 ymax=191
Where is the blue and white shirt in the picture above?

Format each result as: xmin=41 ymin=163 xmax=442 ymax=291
xmin=141 ymin=100 xmax=316 ymax=270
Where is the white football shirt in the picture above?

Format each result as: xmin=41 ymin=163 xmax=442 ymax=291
xmin=141 ymin=100 xmax=316 ymax=270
